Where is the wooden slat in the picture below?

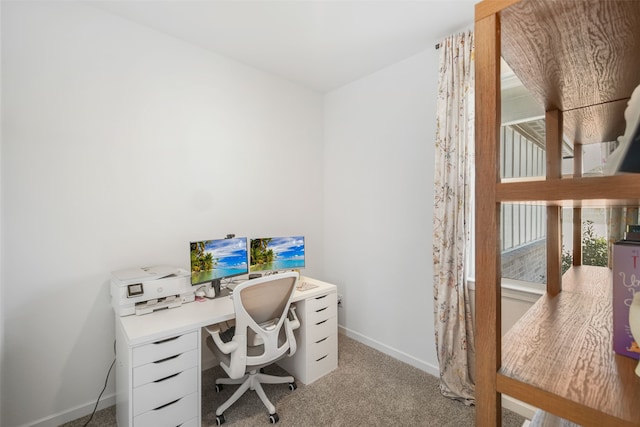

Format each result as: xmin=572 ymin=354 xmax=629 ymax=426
xmin=500 ymin=266 xmax=640 ymax=426
xmin=497 ymin=375 xmax=638 ymax=427
xmin=475 ymin=0 xmax=521 ymax=21
xmin=496 ymin=175 xmax=640 ymax=204
xmin=546 ymin=110 xmax=563 ymax=295
xmin=547 ymin=206 xmax=562 ymax=294
xmin=573 ymin=143 xmax=582 ymax=266
xmin=572 ymin=207 xmax=582 ymax=266
xmin=546 ymin=110 xmax=563 ymax=179
xmin=474 ymin=10 xmax=502 ymax=427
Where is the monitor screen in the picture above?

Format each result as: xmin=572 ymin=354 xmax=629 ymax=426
xmin=249 ymin=236 xmax=305 ymax=273
xmin=190 ymin=237 xmax=249 ymax=286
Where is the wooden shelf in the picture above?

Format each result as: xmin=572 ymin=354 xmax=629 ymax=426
xmin=499 ymin=266 xmax=640 ymax=426
xmin=474 ymin=1 xmax=640 ymax=426
xmin=500 ymin=0 xmax=640 ymax=148
xmin=501 ymin=0 xmax=640 ymax=113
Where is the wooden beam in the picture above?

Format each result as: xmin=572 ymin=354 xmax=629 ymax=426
xmin=475 ymin=0 xmax=521 ymax=22
xmin=474 ymin=10 xmax=502 ymax=427
xmin=496 ymin=175 xmax=640 ymax=204
xmin=546 ymin=110 xmax=563 ymax=295
xmin=573 ymin=143 xmax=583 ymax=266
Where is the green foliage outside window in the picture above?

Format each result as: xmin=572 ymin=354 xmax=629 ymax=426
xmin=561 ymin=220 xmax=609 ymax=274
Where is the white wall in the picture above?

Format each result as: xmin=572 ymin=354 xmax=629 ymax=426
xmin=324 ymin=49 xmax=440 ymax=373
xmin=1 ymin=2 xmax=324 ymax=426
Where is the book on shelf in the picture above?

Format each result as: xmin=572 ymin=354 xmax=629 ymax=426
xmin=613 ymin=243 xmax=640 ymax=360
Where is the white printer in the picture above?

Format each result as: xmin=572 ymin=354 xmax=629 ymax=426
xmin=110 ymin=265 xmax=195 ymax=316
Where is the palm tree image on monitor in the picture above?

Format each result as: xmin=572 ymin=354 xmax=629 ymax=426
xmin=250 ymin=236 xmax=305 ymax=273
xmin=191 ymin=241 xmax=217 ymax=273
xmin=190 ymin=237 xmax=248 ymax=285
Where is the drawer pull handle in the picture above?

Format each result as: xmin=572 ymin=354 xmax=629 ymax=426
xmin=316 ymin=354 xmax=328 ymax=362
xmin=154 ymin=354 xmax=180 ymax=364
xmin=154 ymin=372 xmax=180 ymax=383
xmin=153 ymin=397 xmax=181 ymax=411
xmin=315 ymin=295 xmax=328 ymax=300
xmin=316 ymin=307 xmax=328 ymax=313
xmin=153 ymin=336 xmax=180 ymax=345
xmin=316 ymin=319 xmax=327 ymax=326
xmin=315 ymin=337 xmax=328 ymax=344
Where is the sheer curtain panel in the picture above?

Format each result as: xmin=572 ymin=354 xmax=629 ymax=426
xmin=432 ymin=31 xmax=476 ymax=405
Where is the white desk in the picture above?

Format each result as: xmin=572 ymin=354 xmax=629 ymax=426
xmin=115 ymin=276 xmax=337 ymax=427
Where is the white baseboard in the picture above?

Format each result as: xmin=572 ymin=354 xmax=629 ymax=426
xmin=502 ymin=395 xmax=536 ymax=420
xmin=19 ymin=393 xmax=116 ymax=427
xmin=338 ymin=325 xmax=440 ymax=377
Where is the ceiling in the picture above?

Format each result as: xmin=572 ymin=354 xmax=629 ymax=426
xmin=90 ymin=0 xmax=476 ymax=92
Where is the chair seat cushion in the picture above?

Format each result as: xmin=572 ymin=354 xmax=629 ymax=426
xmin=206 ymin=335 xmax=284 ymax=375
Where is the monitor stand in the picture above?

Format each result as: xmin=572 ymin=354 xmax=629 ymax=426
xmin=211 ymin=279 xmax=222 ymax=297
xmin=210 ymin=279 xmax=234 ymax=298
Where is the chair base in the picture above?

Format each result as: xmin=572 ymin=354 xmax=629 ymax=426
xmin=215 ymin=369 xmax=296 ymax=419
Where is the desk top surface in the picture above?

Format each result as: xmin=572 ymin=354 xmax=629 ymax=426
xmin=118 ymin=276 xmax=336 ymax=346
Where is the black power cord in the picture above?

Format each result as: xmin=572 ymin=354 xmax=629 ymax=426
xmin=82 ymin=341 xmax=116 ymax=427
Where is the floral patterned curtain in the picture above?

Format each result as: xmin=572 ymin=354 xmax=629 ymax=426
xmin=432 ymin=31 xmax=475 ymax=405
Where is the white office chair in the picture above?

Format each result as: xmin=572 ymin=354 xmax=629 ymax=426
xmin=204 ymin=271 xmax=301 ymax=425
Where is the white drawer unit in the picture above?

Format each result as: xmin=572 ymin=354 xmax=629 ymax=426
xmin=116 ymin=326 xmax=200 ymax=427
xmin=278 ymin=288 xmax=338 ymax=384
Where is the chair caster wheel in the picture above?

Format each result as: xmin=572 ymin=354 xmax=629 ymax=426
xmin=288 ymin=382 xmax=297 ymax=391
xmin=268 ymin=413 xmax=279 ymax=424
xmin=215 ymin=413 xmax=226 ymax=425
xmin=215 ymin=384 xmax=223 ymax=393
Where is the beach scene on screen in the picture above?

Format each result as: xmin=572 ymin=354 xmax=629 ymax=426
xmin=191 ymin=237 xmax=248 ymax=283
xmin=250 ymin=236 xmax=305 ymax=272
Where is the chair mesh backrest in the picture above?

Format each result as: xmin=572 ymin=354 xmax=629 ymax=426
xmin=233 ymin=272 xmax=297 ymax=366
xmin=239 ymin=279 xmax=294 ymax=325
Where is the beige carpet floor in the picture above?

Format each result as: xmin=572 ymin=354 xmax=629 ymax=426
xmin=62 ymin=334 xmax=526 ymax=426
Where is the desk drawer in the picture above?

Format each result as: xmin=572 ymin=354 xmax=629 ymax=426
xmin=310 ymin=332 xmax=337 ymax=362
xmin=308 ymin=315 xmax=337 ymax=343
xmin=134 ymin=349 xmax=198 ymax=387
xmin=307 ymin=301 xmax=337 ymax=325
xmin=307 ymin=293 xmax=336 ymax=313
xmin=133 ymin=331 xmax=198 ymax=367
xmin=133 ymin=366 xmax=198 ymax=416
xmin=134 ymin=392 xmax=197 ymax=427
xmin=308 ymin=344 xmax=338 ymax=383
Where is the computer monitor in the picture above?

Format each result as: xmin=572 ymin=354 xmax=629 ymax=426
xmin=190 ymin=237 xmax=249 ymax=288
xmin=249 ymin=236 xmax=305 ymax=273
